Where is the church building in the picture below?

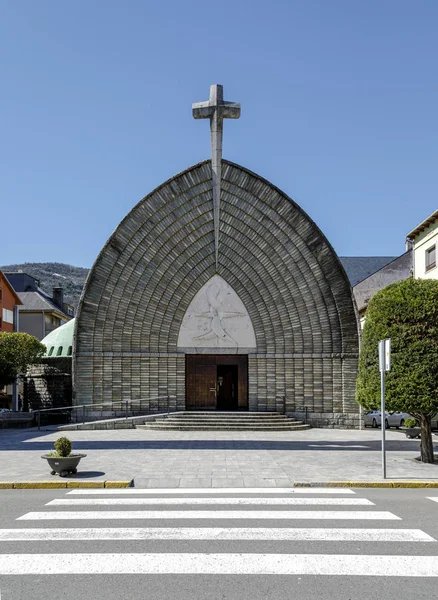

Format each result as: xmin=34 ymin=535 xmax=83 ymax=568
xmin=73 ymin=85 xmax=360 ymax=428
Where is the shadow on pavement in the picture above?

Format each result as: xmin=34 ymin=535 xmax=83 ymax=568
xmin=0 ymin=434 xmax=429 ymax=453
xmin=69 ymin=471 xmax=106 ymax=478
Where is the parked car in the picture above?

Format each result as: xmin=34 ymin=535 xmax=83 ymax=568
xmin=0 ymin=408 xmax=10 ymax=413
xmin=363 ymin=410 xmax=411 ymax=429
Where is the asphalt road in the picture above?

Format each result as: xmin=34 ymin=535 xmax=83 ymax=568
xmin=0 ymin=487 xmax=438 ymax=600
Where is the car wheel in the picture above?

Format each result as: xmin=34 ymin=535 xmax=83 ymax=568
xmin=372 ymin=419 xmax=377 ymax=428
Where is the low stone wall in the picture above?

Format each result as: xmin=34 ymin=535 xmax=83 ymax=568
xmin=0 ymin=412 xmax=35 ymax=428
xmin=24 ymin=358 xmax=72 ymax=412
xmin=288 ymin=410 xmax=362 ymax=429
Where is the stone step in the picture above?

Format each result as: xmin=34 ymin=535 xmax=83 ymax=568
xmin=176 ymin=412 xmax=283 ymax=417
xmin=134 ymin=410 xmax=311 ymax=431
xmin=166 ymin=415 xmax=288 ymax=420
xmin=136 ymin=425 xmax=310 ymax=432
xmin=163 ymin=415 xmax=293 ymax=421
xmin=161 ymin=419 xmax=303 ymax=426
xmin=137 ymin=423 xmax=311 ymax=431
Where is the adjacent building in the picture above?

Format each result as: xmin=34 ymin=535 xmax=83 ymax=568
xmin=353 ymin=251 xmax=413 ymax=327
xmin=0 ymin=270 xmax=22 ymax=408
xmin=353 ymin=208 xmax=438 ymax=327
xmin=406 ymin=209 xmax=438 ymax=280
xmin=23 ymin=319 xmax=74 ymax=411
xmin=0 ymin=269 xmax=22 ymax=332
xmin=3 ymin=272 xmax=73 ymax=340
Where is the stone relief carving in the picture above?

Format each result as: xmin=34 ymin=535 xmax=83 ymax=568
xmin=177 ymin=275 xmax=256 ymax=350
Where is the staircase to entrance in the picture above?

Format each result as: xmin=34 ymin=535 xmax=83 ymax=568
xmin=136 ymin=412 xmax=311 ymax=431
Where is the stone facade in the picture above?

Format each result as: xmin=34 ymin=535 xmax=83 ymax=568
xmin=24 ymin=358 xmax=72 ymax=411
xmin=74 ymin=160 xmax=360 ymax=426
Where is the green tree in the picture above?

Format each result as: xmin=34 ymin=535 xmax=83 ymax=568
xmin=0 ymin=332 xmax=46 ymax=388
xmin=356 ymin=278 xmax=438 ymax=463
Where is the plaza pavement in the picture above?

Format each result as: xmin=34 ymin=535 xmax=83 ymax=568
xmin=0 ymin=426 xmax=437 ymax=487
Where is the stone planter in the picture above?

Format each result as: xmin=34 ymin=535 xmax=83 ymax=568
xmin=42 ymin=453 xmax=86 ymax=477
xmin=402 ymin=427 xmax=421 ymax=439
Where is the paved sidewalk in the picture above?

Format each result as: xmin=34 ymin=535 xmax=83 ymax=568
xmin=1 ymin=426 xmax=437 ymax=487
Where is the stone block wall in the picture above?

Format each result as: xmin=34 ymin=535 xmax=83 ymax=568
xmin=74 ymin=160 xmax=360 ymax=426
xmin=24 ymin=358 xmax=72 ymax=411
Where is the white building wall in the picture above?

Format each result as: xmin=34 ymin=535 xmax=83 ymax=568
xmin=413 ymin=220 xmax=438 ymax=280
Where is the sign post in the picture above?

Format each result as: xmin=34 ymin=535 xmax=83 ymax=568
xmin=379 ymin=338 xmax=391 ymax=479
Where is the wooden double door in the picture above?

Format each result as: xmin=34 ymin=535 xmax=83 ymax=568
xmin=186 ymin=355 xmax=248 ymax=410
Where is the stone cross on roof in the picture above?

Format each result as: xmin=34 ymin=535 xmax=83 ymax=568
xmin=193 ymin=84 xmax=240 ymax=270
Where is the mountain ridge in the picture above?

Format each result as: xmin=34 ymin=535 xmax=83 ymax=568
xmin=1 ymin=262 xmax=88 ymax=310
xmin=1 ymin=257 xmax=396 ymax=311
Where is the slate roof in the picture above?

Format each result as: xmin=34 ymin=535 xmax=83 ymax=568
xmin=18 ymin=290 xmax=71 ymax=319
xmin=339 ymin=256 xmax=397 ymax=287
xmin=353 ymin=251 xmax=412 ymax=313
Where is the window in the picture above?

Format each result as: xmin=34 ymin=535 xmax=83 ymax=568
xmin=67 ymin=346 xmax=72 ymax=356
xmin=2 ymin=309 xmax=13 ymax=324
xmin=48 ymin=346 xmax=54 ymax=356
xmin=56 ymin=346 xmax=63 ymax=356
xmin=426 ymin=245 xmax=436 ymax=272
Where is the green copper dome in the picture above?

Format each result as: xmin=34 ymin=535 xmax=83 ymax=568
xmin=41 ymin=318 xmax=75 ymax=358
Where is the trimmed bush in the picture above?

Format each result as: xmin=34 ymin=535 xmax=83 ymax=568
xmin=54 ymin=437 xmax=72 ymax=457
xmin=404 ymin=418 xmax=417 ymax=429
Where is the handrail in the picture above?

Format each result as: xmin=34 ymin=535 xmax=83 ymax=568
xmin=290 ymin=405 xmax=308 ymax=424
xmin=35 ymin=396 xmax=175 ymax=413
xmin=36 ymin=395 xmax=177 ymax=430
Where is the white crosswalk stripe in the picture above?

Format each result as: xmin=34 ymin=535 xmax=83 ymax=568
xmin=1 ymin=488 xmax=436 ymax=577
xmin=0 ymin=527 xmax=433 ymax=542
xmin=66 ymin=487 xmax=356 ymax=495
xmin=47 ymin=496 xmax=374 ymax=506
xmin=17 ymin=509 xmax=399 ymax=520
xmin=427 ymin=497 xmax=438 ymax=504
xmin=2 ymin=552 xmax=438 ymax=576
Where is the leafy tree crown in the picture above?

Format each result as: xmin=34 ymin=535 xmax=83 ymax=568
xmin=0 ymin=332 xmax=46 ymax=388
xmin=356 ymin=277 xmax=438 ymax=416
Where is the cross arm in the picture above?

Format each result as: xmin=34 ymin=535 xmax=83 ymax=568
xmin=221 ymin=102 xmax=241 ymax=119
xmin=192 ymin=101 xmax=214 ymax=119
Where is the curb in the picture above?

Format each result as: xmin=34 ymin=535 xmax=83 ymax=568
xmin=0 ymin=480 xmax=133 ymax=489
xmin=1 ymin=480 xmax=437 ymax=489
xmin=293 ymin=481 xmax=438 ymax=488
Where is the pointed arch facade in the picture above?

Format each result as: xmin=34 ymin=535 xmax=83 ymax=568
xmin=74 ymin=160 xmax=360 ymax=425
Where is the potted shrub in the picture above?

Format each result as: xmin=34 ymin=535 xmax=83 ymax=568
xmin=403 ymin=418 xmax=421 ymax=439
xmin=42 ymin=437 xmax=86 ymax=477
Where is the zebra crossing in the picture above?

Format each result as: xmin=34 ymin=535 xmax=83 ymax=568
xmin=1 ymin=487 xmax=438 ymax=577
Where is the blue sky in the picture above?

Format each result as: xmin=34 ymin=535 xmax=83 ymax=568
xmin=1 ymin=0 xmax=437 ymax=267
